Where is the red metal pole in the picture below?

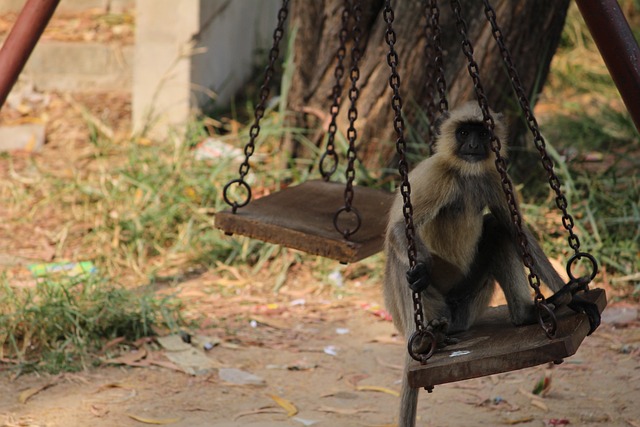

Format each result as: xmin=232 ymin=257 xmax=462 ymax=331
xmin=0 ymin=0 xmax=60 ymax=110
xmin=575 ymin=0 xmax=640 ymax=133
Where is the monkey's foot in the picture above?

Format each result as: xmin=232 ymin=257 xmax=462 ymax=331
xmin=426 ymin=317 xmax=459 ymax=349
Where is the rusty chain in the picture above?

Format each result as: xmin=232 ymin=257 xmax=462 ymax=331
xmin=320 ymin=0 xmax=351 ymax=181
xmin=222 ymin=0 xmax=289 ymax=213
xmin=384 ymin=0 xmax=436 ymax=363
xmin=423 ymin=0 xmax=448 ymax=143
xmin=449 ymin=0 xmax=558 ymax=337
xmin=482 ymin=0 xmax=597 ymax=285
xmin=334 ymin=0 xmax=364 ymax=239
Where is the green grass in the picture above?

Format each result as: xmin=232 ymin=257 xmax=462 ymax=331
xmin=531 ymin=2 xmax=640 ymax=294
xmin=0 ymin=273 xmax=183 ymax=373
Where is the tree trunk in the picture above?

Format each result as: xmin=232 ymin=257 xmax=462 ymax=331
xmin=287 ymin=0 xmax=570 ymax=175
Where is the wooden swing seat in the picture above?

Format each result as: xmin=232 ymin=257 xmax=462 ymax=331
xmin=408 ymin=288 xmax=607 ymax=389
xmin=215 ymin=180 xmax=394 ymax=263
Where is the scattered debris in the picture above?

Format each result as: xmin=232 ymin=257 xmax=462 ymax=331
xmin=28 ymin=261 xmax=96 ymax=278
xmin=18 ymin=379 xmax=58 ymax=404
xmin=532 ymin=366 xmax=553 ymax=396
xmin=323 ymin=345 xmax=338 ymax=356
xmin=233 ymin=406 xmax=283 ymax=421
xmin=126 ymin=414 xmax=181 ymax=425
xmin=501 ymin=416 xmax=535 ymax=425
xmin=545 ymin=419 xmax=570 ymax=426
xmin=269 ymin=394 xmax=298 ymax=417
xmin=218 ymin=368 xmax=266 ymax=386
xmin=292 ymin=416 xmax=319 ymax=426
xmin=0 ymin=123 xmax=45 ymax=152
xmin=193 ymin=137 xmax=242 ymax=161
xmin=318 ymin=406 xmax=375 ymax=415
xmin=156 ymin=335 xmax=219 ymax=375
xmin=354 ymin=385 xmax=399 ymax=397
xmin=361 ymin=303 xmax=393 ymax=321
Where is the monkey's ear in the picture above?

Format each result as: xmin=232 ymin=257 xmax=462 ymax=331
xmin=433 ymin=111 xmax=450 ymax=136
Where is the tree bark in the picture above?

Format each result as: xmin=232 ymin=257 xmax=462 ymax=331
xmin=287 ymin=0 xmax=570 ymax=173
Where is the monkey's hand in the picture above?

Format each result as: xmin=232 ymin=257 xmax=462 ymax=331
xmin=547 ymin=277 xmax=600 ymax=335
xmin=406 ymin=262 xmax=431 ymax=293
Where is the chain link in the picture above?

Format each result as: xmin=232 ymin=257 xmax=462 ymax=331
xmin=320 ymin=0 xmax=351 ymax=180
xmin=222 ymin=0 xmax=289 ymax=213
xmin=448 ymin=0 xmax=554 ymax=334
xmin=482 ymin=0 xmax=583 ymax=255
xmin=334 ymin=0 xmax=364 ymax=239
xmin=423 ymin=0 xmax=448 ymax=143
xmin=383 ymin=1 xmax=431 ymax=361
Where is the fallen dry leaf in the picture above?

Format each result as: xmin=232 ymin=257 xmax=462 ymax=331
xmin=355 ymin=385 xmax=400 ymax=397
xmin=530 ymin=399 xmax=549 ymax=412
xmin=269 ymin=394 xmax=298 ymax=417
xmin=105 ymin=349 xmax=148 ymax=366
xmin=233 ymin=406 xmax=283 ymax=421
xmin=318 ymin=405 xmax=375 ymax=415
xmin=89 ymin=404 xmax=109 ymax=417
xmin=127 ymin=414 xmax=181 ymax=425
xmin=501 ymin=416 xmax=535 ymax=425
xmin=18 ymin=382 xmax=56 ymax=404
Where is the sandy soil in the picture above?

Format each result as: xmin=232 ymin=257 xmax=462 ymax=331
xmin=0 ymin=288 xmax=638 ymax=427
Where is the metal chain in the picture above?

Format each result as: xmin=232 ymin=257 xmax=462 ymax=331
xmin=449 ymin=0 xmax=556 ymax=336
xmin=320 ymin=0 xmax=351 ymax=181
xmin=383 ymin=1 xmax=437 ymax=364
xmin=334 ymin=0 xmax=364 ymax=239
xmin=423 ymin=0 xmax=448 ymax=142
xmin=222 ymin=0 xmax=289 ymax=213
xmin=431 ymin=0 xmax=448 ymax=115
xmin=482 ymin=0 xmax=583 ymax=256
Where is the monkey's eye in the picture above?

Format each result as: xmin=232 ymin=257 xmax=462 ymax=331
xmin=458 ymin=130 xmax=469 ymax=137
xmin=479 ymin=130 xmax=489 ymax=138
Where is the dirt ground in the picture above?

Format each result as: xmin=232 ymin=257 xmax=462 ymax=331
xmin=0 ymin=276 xmax=639 ymax=427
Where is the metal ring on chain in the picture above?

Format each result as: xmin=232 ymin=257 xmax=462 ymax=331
xmin=223 ymin=179 xmax=252 ymax=213
xmin=566 ymin=252 xmax=598 ymax=283
xmin=333 ymin=206 xmax=362 ymax=239
xmin=407 ymin=329 xmax=437 ymax=363
xmin=536 ymin=301 xmax=558 ymax=339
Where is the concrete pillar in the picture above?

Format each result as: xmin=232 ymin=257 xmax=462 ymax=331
xmin=133 ymin=0 xmax=280 ymax=137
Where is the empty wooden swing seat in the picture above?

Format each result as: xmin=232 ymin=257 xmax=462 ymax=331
xmin=215 ymin=180 xmax=395 ymax=263
xmin=408 ymin=288 xmax=607 ymax=390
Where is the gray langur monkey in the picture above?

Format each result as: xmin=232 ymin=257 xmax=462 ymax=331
xmin=383 ymin=102 xmax=600 ymax=427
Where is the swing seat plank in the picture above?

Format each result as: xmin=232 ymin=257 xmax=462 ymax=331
xmin=215 ymin=180 xmax=394 ymax=263
xmin=408 ymin=288 xmax=607 ymax=389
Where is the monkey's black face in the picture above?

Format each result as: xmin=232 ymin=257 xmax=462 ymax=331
xmin=455 ymin=122 xmax=491 ymax=162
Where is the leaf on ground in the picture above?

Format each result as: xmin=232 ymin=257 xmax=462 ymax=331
xmin=530 ymin=399 xmax=549 ymax=412
xmin=269 ymin=394 xmax=298 ymax=417
xmin=501 ymin=416 xmax=535 ymax=425
xmin=89 ymin=404 xmax=109 ymax=417
xmin=105 ymin=349 xmax=148 ymax=366
xmin=318 ymin=406 xmax=375 ymax=415
xmin=251 ymin=315 xmax=290 ymax=330
xmin=233 ymin=406 xmax=283 ymax=421
xmin=18 ymin=382 xmax=56 ymax=404
xmin=344 ymin=373 xmax=369 ymax=388
xmin=355 ymin=385 xmax=400 ymax=397
xmin=127 ymin=414 xmax=181 ymax=425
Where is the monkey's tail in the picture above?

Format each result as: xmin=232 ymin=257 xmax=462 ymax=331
xmin=398 ymin=354 xmax=419 ymax=427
